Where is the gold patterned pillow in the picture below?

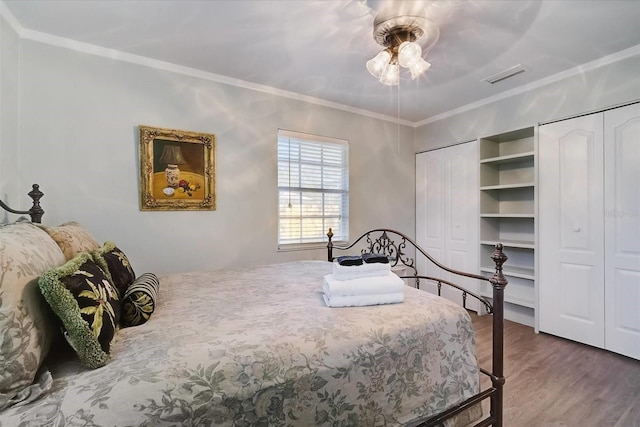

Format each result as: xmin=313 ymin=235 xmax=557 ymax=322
xmin=0 ymin=221 xmax=66 ymax=407
xmin=37 ymin=221 xmax=100 ymax=260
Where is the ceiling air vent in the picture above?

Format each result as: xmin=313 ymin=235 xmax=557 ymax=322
xmin=483 ymin=64 xmax=528 ymax=84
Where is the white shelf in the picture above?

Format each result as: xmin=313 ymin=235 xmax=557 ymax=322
xmin=479 ymin=126 xmax=536 ymax=327
xmin=481 ymin=273 xmax=536 ymax=309
xmin=481 ymin=291 xmax=536 ymax=309
xmin=480 ymin=183 xmax=535 ymax=191
xmin=480 ymin=213 xmax=535 ymax=219
xmin=481 ymin=239 xmax=535 ymax=249
xmin=480 ymin=151 xmax=535 ymax=165
xmin=481 ymin=265 xmax=535 ymax=280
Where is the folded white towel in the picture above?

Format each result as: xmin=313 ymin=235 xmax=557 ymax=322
xmin=332 ymin=261 xmax=391 ymax=281
xmin=323 ymin=292 xmax=404 ymax=308
xmin=323 ymin=272 xmax=404 ymax=297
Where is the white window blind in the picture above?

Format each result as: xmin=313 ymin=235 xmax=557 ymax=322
xmin=277 ymin=129 xmax=349 ymax=247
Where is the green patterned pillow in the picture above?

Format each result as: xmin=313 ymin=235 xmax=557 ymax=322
xmin=121 ymin=273 xmax=159 ymax=327
xmin=38 ymin=253 xmax=120 ymax=369
xmin=91 ymin=241 xmax=136 ymax=297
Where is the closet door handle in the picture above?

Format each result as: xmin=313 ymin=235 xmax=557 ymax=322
xmin=573 ymin=225 xmax=581 ymax=232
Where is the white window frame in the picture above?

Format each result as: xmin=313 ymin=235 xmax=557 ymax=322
xmin=277 ymin=129 xmax=349 ymax=250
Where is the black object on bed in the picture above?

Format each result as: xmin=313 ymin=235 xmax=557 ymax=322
xmin=335 ymin=255 xmax=363 ymax=266
xmin=327 ymin=227 xmax=508 ymax=427
xmin=361 ymin=252 xmax=389 ymax=264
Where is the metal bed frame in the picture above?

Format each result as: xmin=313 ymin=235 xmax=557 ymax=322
xmin=0 ymin=183 xmax=45 ymax=223
xmin=1 ymin=186 xmax=508 ymax=426
xmin=327 ymin=228 xmax=508 ymax=427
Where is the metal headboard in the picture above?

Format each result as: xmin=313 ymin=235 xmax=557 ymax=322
xmin=0 ymin=184 xmax=45 ymax=223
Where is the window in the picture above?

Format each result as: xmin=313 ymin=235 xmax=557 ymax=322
xmin=277 ymin=129 xmax=349 ymax=248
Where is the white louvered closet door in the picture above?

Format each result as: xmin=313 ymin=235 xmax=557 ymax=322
xmin=416 ymin=142 xmax=480 ymax=312
xmin=604 ymin=104 xmax=640 ymax=360
xmin=539 ymin=113 xmax=605 ymax=348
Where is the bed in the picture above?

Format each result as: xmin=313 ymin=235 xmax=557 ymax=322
xmin=0 ymin=184 xmax=508 ymax=426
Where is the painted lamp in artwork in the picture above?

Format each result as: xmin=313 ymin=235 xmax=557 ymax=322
xmin=159 ymin=145 xmax=186 ymax=188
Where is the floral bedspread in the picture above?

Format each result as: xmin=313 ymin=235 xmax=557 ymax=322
xmin=0 ymin=261 xmax=480 ymax=426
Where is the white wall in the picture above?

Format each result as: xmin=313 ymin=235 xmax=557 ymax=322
xmin=0 ymin=14 xmax=21 ymax=217
xmin=415 ymin=54 xmax=640 ymax=151
xmin=10 ymin=39 xmax=415 ymax=274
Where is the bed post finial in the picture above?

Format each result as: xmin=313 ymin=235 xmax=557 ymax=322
xmin=27 ymin=184 xmax=45 ymax=223
xmin=327 ymin=228 xmax=334 ymax=262
xmin=490 ymin=243 xmax=508 ymax=290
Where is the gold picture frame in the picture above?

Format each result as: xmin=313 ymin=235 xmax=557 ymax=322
xmin=139 ymin=125 xmax=216 ymax=211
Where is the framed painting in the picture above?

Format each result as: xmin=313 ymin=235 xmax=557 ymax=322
xmin=139 ymin=125 xmax=216 ymax=211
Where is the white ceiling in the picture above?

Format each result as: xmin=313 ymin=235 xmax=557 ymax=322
xmin=3 ymin=0 xmax=640 ymax=124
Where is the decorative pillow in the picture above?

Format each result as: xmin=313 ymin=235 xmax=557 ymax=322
xmin=121 ymin=273 xmax=160 ymax=327
xmin=38 ymin=221 xmax=100 ymax=260
xmin=38 ymin=253 xmax=120 ymax=369
xmin=91 ymin=241 xmax=136 ymax=297
xmin=0 ymin=221 xmax=66 ymax=404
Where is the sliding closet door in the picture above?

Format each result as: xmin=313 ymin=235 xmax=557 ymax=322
xmin=416 ymin=142 xmax=479 ymax=311
xmin=539 ymin=114 xmax=605 ymax=348
xmin=604 ymin=103 xmax=640 ymax=359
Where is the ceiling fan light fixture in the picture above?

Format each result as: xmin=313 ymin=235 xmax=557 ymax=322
xmin=366 ymin=14 xmax=438 ymax=84
xmin=366 ymin=49 xmax=392 ymax=79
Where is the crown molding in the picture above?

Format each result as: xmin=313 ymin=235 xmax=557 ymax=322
xmin=416 ymin=44 xmax=640 ymax=127
xmin=13 ymin=26 xmax=412 ymax=127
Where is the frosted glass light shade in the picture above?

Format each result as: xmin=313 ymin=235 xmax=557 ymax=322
xmin=379 ymin=62 xmax=399 ymax=86
xmin=398 ymin=41 xmax=422 ymax=68
xmin=366 ymin=50 xmax=392 ymax=78
xmin=398 ymin=41 xmax=431 ymax=79
xmin=408 ymin=58 xmax=431 ymax=79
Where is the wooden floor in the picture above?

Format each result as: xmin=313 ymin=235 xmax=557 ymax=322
xmin=471 ymin=313 xmax=640 ymax=427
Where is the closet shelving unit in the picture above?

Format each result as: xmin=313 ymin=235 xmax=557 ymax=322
xmin=479 ymin=127 xmax=537 ymax=324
